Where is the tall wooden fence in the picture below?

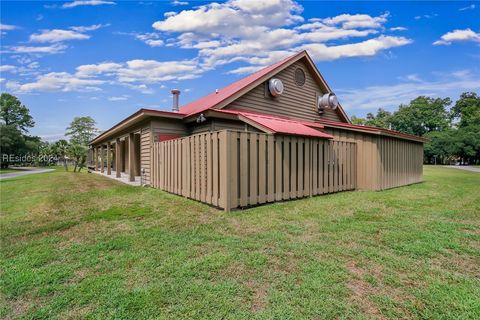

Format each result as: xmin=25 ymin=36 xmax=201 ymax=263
xmin=151 ymin=130 xmax=357 ymax=211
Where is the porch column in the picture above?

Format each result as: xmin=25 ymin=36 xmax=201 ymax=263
xmin=128 ymin=133 xmax=135 ymax=182
xmin=94 ymin=146 xmax=98 ymax=171
xmin=107 ymin=142 xmax=111 ymax=175
xmin=100 ymin=145 xmax=105 ymax=173
xmin=116 ymin=138 xmax=121 ymax=178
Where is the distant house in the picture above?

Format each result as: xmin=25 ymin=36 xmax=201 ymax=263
xmin=89 ymin=51 xmax=425 ymax=211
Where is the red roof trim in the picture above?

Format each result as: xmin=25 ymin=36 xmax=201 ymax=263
xmin=317 ymin=119 xmax=427 ymax=142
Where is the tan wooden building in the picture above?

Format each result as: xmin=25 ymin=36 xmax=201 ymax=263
xmin=89 ymin=51 xmax=426 ymax=210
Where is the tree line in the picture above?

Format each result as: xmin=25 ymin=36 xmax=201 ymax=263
xmin=351 ymin=92 xmax=480 ymax=165
xmin=0 ymin=93 xmax=98 ymax=171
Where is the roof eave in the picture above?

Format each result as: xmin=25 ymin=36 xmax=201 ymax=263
xmin=89 ymin=108 xmax=184 ymax=145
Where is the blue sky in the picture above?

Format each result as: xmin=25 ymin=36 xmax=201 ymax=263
xmin=1 ymin=0 xmax=479 ymax=141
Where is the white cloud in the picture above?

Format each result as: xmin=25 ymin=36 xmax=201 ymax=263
xmin=0 ymin=23 xmax=17 ymax=36
xmin=30 ymin=29 xmax=90 ymax=43
xmin=152 ymin=1 xmax=410 ymax=72
xmin=321 ymin=12 xmax=389 ymax=29
xmin=6 ymin=72 xmax=104 ymax=93
xmin=153 ymin=0 xmax=303 ymax=37
xmin=390 ymin=26 xmax=407 ymax=31
xmin=62 ymin=1 xmax=116 ymax=9
xmin=7 ymin=58 xmax=205 ymax=93
xmin=299 ymin=35 xmax=412 ymax=61
xmin=414 ymin=14 xmax=438 ymax=20
xmin=115 ymin=59 xmax=202 ymax=82
xmin=0 ymin=23 xmax=17 ymax=30
xmin=433 ymin=28 xmax=480 ymax=45
xmin=108 ymin=95 xmax=128 ymax=101
xmin=117 ymin=31 xmax=164 ymax=47
xmin=70 ymin=24 xmax=109 ymax=32
xmin=2 ymin=44 xmax=67 ymax=54
xmin=144 ymin=39 xmax=164 ymax=47
xmin=459 ymin=4 xmax=475 ymax=11
xmin=0 ymin=65 xmax=17 ymax=73
xmin=75 ymin=62 xmax=122 ymax=77
xmin=171 ymin=0 xmax=188 ymax=5
xmin=122 ymin=83 xmax=155 ymax=94
xmin=338 ymin=71 xmax=480 ymax=113
xmin=402 ymin=74 xmax=422 ymax=82
xmin=36 ymin=14 xmax=44 ymax=21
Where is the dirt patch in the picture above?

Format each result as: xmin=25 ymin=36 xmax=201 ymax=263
xmin=346 ymin=261 xmax=385 ymax=319
xmin=429 ymin=252 xmax=480 ymax=278
xmin=245 ymin=280 xmax=268 ymax=313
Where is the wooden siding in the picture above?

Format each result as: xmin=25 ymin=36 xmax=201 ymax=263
xmin=151 ymin=118 xmax=187 ymax=143
xmin=140 ymin=126 xmax=151 ymax=185
xmin=151 ymin=130 xmax=356 ymax=211
xmin=188 ymin=119 xmax=261 ymax=135
xmin=325 ymin=127 xmax=423 ymax=191
xmin=225 ymin=60 xmax=342 ymax=122
xmin=377 ymin=136 xmax=423 ymax=190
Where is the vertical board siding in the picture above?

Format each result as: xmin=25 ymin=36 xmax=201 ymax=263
xmin=151 ymin=130 xmax=356 ymax=211
xmin=377 ymin=136 xmax=423 ymax=190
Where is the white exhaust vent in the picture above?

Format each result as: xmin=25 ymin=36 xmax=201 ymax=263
xmin=318 ymin=93 xmax=338 ymax=111
xmin=268 ymin=78 xmax=284 ymax=97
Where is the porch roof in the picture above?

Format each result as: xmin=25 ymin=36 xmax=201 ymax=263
xmin=90 ymin=108 xmax=184 ymax=145
xmin=213 ymin=109 xmax=334 ymax=139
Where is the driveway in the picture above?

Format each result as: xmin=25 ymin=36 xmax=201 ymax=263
xmin=0 ymin=168 xmax=55 ymax=180
xmin=445 ymin=166 xmax=480 ymax=173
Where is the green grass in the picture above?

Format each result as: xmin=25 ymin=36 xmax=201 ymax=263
xmin=0 ymin=168 xmax=21 ymax=174
xmin=1 ymin=167 xmax=479 ymax=319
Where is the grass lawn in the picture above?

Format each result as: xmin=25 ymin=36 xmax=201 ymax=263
xmin=1 ymin=167 xmax=479 ymax=319
xmin=0 ymin=168 xmax=20 ymax=174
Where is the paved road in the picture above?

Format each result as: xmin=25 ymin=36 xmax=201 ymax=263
xmin=445 ymin=166 xmax=480 ymax=173
xmin=0 ymin=168 xmax=55 ymax=180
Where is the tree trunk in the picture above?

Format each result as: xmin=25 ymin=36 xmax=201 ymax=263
xmin=63 ymin=158 xmax=68 ymax=171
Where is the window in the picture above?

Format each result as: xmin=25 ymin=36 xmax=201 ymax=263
xmin=294 ymin=68 xmax=306 ymax=86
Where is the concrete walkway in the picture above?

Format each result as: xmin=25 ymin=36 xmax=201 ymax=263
xmin=0 ymin=167 xmax=55 ymax=180
xmin=91 ymin=169 xmax=142 ymax=186
xmin=445 ymin=166 xmax=480 ymax=173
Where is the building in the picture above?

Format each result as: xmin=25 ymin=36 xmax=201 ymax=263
xmin=89 ymin=51 xmax=425 ymax=211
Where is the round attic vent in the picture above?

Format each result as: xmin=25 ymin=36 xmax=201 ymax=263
xmin=294 ymin=68 xmax=306 ymax=86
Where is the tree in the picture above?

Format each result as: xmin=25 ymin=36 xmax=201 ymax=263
xmin=0 ymin=124 xmax=25 ymax=168
xmin=365 ymin=108 xmax=392 ymax=128
xmin=350 ymin=116 xmax=366 ymax=125
xmin=66 ymin=116 xmax=98 ymax=146
xmin=423 ymin=130 xmax=456 ymax=164
xmin=65 ymin=116 xmax=97 ymax=172
xmin=451 ymin=92 xmax=480 ymax=128
xmin=351 ymin=108 xmax=393 ymax=128
xmin=68 ymin=143 xmax=88 ymax=172
xmin=53 ymin=139 xmax=70 ymax=171
xmin=0 ymin=93 xmax=35 ymax=133
xmin=390 ymin=96 xmax=451 ymax=136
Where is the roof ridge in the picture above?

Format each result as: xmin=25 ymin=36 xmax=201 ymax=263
xmin=178 ymin=50 xmax=305 ymax=115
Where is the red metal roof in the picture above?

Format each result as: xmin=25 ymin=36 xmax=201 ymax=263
xmin=179 ymin=51 xmax=305 ymax=116
xmin=215 ymin=109 xmax=333 ymax=139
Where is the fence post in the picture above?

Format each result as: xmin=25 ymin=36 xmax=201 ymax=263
xmin=220 ymin=130 xmax=231 ymax=211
